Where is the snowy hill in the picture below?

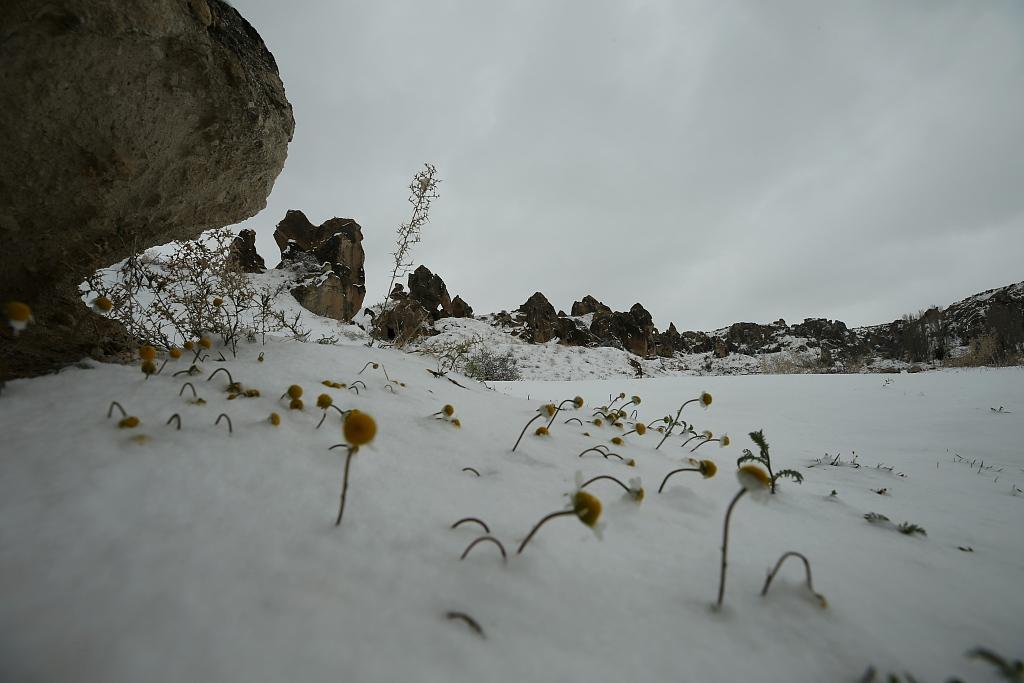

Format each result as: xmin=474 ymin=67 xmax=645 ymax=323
xmin=2 ymin=336 xmax=1022 ymax=682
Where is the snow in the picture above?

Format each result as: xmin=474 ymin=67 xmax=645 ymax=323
xmin=2 ymin=337 xmax=1022 ymax=682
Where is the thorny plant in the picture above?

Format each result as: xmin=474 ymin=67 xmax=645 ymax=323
xmin=737 ymin=429 xmax=802 ymax=494
xmin=82 ymin=228 xmax=306 ymax=352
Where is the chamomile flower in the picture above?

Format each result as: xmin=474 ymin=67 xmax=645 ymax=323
xmin=4 ymin=301 xmax=32 ymax=334
xmin=90 ymin=296 xmax=113 ymax=314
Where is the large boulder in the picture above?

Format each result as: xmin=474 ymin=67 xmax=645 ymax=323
xmin=407 ymin=265 xmax=453 ymax=320
xmin=0 ymin=0 xmax=293 ymax=379
xmin=275 ymin=211 xmax=366 ymax=321
xmin=590 ymin=303 xmax=659 ymax=356
xmin=227 ymin=228 xmax=266 ymax=273
xmin=450 ymin=296 xmax=474 ymax=319
xmin=517 ymin=292 xmax=560 ymax=343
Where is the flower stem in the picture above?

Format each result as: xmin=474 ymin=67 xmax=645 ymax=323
xmin=517 ymin=509 xmax=576 ymax=554
xmin=761 ymin=551 xmax=825 ymax=606
xmin=511 ymin=414 xmax=543 ymax=452
xmin=716 ymin=488 xmax=748 ymax=609
xmin=579 ymin=475 xmax=630 ymax=493
xmin=691 ymin=438 xmax=721 ymax=452
xmin=335 ymin=446 xmax=356 ymax=527
xmin=657 ymin=467 xmax=700 ymax=493
xmin=656 ymin=398 xmax=698 ymax=450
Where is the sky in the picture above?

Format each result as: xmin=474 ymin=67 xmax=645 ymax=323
xmin=230 ymin=0 xmax=1024 ymax=332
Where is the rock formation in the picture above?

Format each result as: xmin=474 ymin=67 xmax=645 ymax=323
xmin=275 ymin=211 xmax=365 ymax=321
xmin=407 ymin=265 xmax=453 ymax=320
xmin=227 ymin=229 xmax=266 ymax=273
xmin=0 ymin=0 xmax=294 ymax=380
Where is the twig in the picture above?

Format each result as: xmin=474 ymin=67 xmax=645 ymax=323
xmin=460 ymin=536 xmax=507 ymax=562
xmin=445 ymin=611 xmax=485 ymax=638
xmin=760 ymin=551 xmax=826 ymax=607
xmin=451 ymin=517 xmax=490 ymax=533
xmin=215 ymin=413 xmax=232 ymax=434
xmin=165 ymin=413 xmax=182 ymax=430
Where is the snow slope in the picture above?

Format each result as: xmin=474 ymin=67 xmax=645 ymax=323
xmin=1 ymin=339 xmax=1022 ymax=682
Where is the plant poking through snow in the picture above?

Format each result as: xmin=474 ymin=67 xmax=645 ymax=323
xmin=545 ymin=396 xmax=585 ymax=428
xmin=657 ymin=459 xmax=717 ymax=493
xmin=315 ymin=393 xmax=349 ymax=429
xmin=512 ymin=404 xmax=557 ymax=452
xmin=577 ymin=471 xmax=644 ymax=502
xmin=864 ymin=513 xmax=927 ymax=537
xmin=967 ymin=647 xmax=1023 ymax=681
xmin=736 ymin=429 xmax=802 ymax=494
xmin=330 ymin=410 xmax=377 ymax=527
xmin=760 ymin=551 xmax=827 ymax=608
xmin=460 ymin=536 xmax=508 ymax=563
xmin=656 ymin=392 xmax=712 ymax=450
xmin=716 ymin=465 xmax=771 ymax=609
xmin=692 ymin=433 xmax=730 ymax=452
xmin=516 ymin=490 xmax=603 ymax=554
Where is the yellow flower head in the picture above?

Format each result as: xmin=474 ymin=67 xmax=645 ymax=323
xmin=212 ymin=297 xmax=224 ymax=307
xmin=535 ymin=426 xmax=549 ymax=436
xmin=700 ymin=391 xmax=713 ymax=408
xmin=737 ymin=464 xmax=771 ymax=491
xmin=5 ymin=301 xmax=32 ymax=326
xmin=289 ymin=398 xmax=304 ymax=410
xmin=627 ymin=458 xmax=637 ymax=468
xmin=169 ymin=347 xmax=182 ymax=359
xmin=617 ymin=409 xmax=627 ymax=419
xmin=244 ymin=389 xmax=260 ymax=398
xmin=610 ymin=436 xmax=623 ymax=446
xmin=631 ymin=395 xmax=641 ymax=405
xmin=141 ymin=360 xmax=157 ymax=376
xmin=317 ymin=393 xmax=333 ymax=409
xmin=451 ymin=418 xmax=461 ymax=428
xmin=199 ymin=336 xmax=212 ymax=349
xmin=572 ymin=490 xmax=602 ymax=528
xmin=139 ymin=345 xmax=157 ymax=362
xmin=628 ymin=477 xmax=645 ymax=503
xmin=118 ymin=416 xmax=140 ymax=429
xmin=184 ymin=340 xmax=195 ymax=351
xmin=699 ymin=460 xmax=718 ymax=478
xmin=372 ymin=362 xmax=379 ymax=369
xmin=702 ymin=430 xmax=713 ymax=440
xmin=287 ymin=384 xmax=303 ymax=400
xmin=91 ymin=296 xmax=113 ymax=313
xmin=269 ymin=412 xmax=281 ymax=426
xmin=573 ymin=396 xmax=584 ymax=409
xmin=442 ymin=404 xmax=455 ymax=417
xmin=344 ymin=410 xmax=377 ymax=446
xmin=593 ymin=418 xmax=603 ymax=427
xmin=541 ymin=403 xmax=557 ymax=418
xmin=719 ymin=434 xmax=731 ymax=448
xmin=613 ymin=421 xmax=624 ymax=429
xmin=635 ymin=423 xmax=647 ymax=436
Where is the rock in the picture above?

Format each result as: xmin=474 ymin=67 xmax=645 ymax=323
xmin=450 ymin=296 xmax=474 ymax=318
xmin=656 ymin=322 xmax=682 ymax=357
xmin=571 ymin=295 xmax=612 ymax=317
xmin=726 ymin=322 xmax=775 ymax=354
xmin=713 ymin=338 xmax=730 ymax=358
xmin=678 ymin=331 xmax=714 ymax=354
xmin=227 ymin=229 xmax=266 ymax=273
xmin=0 ymin=0 xmax=293 ymax=380
xmin=407 ymin=265 xmax=453 ymax=320
xmin=373 ymin=298 xmax=431 ymax=344
xmin=389 ymin=284 xmax=408 ymax=300
xmin=517 ymin=292 xmax=559 ymax=343
xmin=590 ymin=303 xmax=658 ymax=356
xmin=275 ymin=210 xmax=365 ymax=321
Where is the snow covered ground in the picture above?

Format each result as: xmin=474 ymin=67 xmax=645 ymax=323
xmin=2 ymin=337 xmax=1022 ymax=682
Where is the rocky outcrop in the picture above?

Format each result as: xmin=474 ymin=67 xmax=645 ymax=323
xmin=571 ymin=295 xmax=612 ymax=317
xmin=275 ymin=211 xmax=365 ymax=321
xmin=0 ymin=0 xmax=294 ymax=380
xmin=590 ymin=303 xmax=659 ymax=356
xmin=227 ymin=229 xmax=266 ymax=273
xmin=451 ymin=296 xmax=474 ymax=319
xmin=517 ymin=292 xmax=560 ymax=343
xmin=373 ymin=298 xmax=431 ymax=344
xmin=408 ymin=265 xmax=453 ymax=320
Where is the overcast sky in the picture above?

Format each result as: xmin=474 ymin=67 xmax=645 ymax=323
xmin=231 ymin=0 xmax=1024 ymax=331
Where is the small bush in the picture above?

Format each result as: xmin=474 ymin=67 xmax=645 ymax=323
xmin=463 ymin=346 xmax=521 ymax=381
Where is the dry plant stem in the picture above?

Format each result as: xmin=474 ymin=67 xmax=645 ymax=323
xmin=564 ymin=417 xmax=584 ymax=425
xmin=716 ymin=488 xmax=748 ymax=609
xmin=546 ymin=399 xmax=577 ymax=428
xmin=460 ymin=536 xmax=508 ymax=562
xmin=657 ymin=467 xmax=700 ymax=493
xmin=691 ymin=438 xmax=721 ymax=453
xmin=516 ymin=510 xmax=576 ymax=554
xmin=333 ymin=445 xmax=356 ymax=527
xmin=761 ymin=551 xmax=823 ymax=604
xmin=165 ymin=413 xmax=182 ymax=430
xmin=578 ymin=446 xmax=611 ymax=459
xmin=511 ymin=414 xmax=544 ymax=452
xmin=462 ymin=467 xmax=481 ymax=477
xmin=206 ymin=367 xmax=234 ymax=385
xmin=156 ymin=358 xmax=169 ymax=375
xmin=315 ymin=405 xmax=349 ymax=429
xmin=215 ymin=413 xmax=232 ymax=434
xmin=107 ymin=401 xmax=127 ymax=418
xmin=579 ymin=475 xmax=630 ymax=493
xmin=681 ymin=434 xmax=706 ymax=448
xmin=451 ymin=517 xmax=490 ymax=533
xmin=656 ymin=398 xmax=699 ymax=450
xmin=445 ymin=611 xmax=485 ymax=639
xmin=178 ymin=382 xmax=197 ymax=398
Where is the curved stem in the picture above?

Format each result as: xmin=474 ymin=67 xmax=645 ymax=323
xmin=215 ymin=413 xmax=232 ymax=434
xmin=621 ymin=428 xmax=638 ymax=437
xmin=579 ymin=475 xmax=630 ymax=493
xmin=335 ymin=446 xmax=355 ymax=527
xmin=691 ymin=438 xmax=721 ymax=453
xmin=460 ymin=535 xmax=508 ymax=562
xmin=107 ymin=401 xmax=126 ymax=418
xmin=681 ymin=434 xmax=706 ymax=448
xmin=165 ymin=413 xmax=182 ymax=430
xmin=761 ymin=551 xmax=824 ymax=606
xmin=206 ymin=367 xmax=234 ymax=385
xmin=577 ymin=446 xmax=610 ymax=459
xmin=451 ymin=517 xmax=490 ymax=533
xmin=516 ymin=510 xmax=575 ymax=554
xmin=657 ymin=467 xmax=700 ymax=493
xmin=716 ymin=488 xmax=748 ymax=609
xmin=546 ymin=399 xmax=577 ymax=428
xmin=461 ymin=467 xmax=481 ymax=477
xmin=656 ymin=398 xmax=698 ymax=450
xmin=156 ymin=358 xmax=169 ymax=375
xmin=178 ymin=382 xmax=197 ymax=398
xmin=511 ymin=414 xmax=543 ymax=452
xmin=445 ymin=611 xmax=485 ymax=638
xmin=564 ymin=417 xmax=584 ymax=425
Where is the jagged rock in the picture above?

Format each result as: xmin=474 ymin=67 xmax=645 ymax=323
xmin=373 ymin=298 xmax=431 ymax=343
xmin=590 ymin=303 xmax=658 ymax=356
xmin=791 ymin=318 xmax=849 ymax=344
xmin=726 ymin=322 xmax=775 ymax=354
xmin=275 ymin=210 xmax=365 ymax=321
xmin=571 ymin=295 xmax=612 ymax=317
xmin=678 ymin=331 xmax=714 ymax=354
xmin=227 ymin=229 xmax=266 ymax=273
xmin=407 ymin=265 xmax=453 ymax=320
xmin=713 ymin=338 xmax=730 ymax=358
xmin=656 ymin=322 xmax=682 ymax=357
xmin=451 ymin=296 xmax=474 ymax=318
xmin=517 ymin=292 xmax=559 ymax=343
xmin=0 ymin=0 xmax=293 ymax=380
xmin=389 ymin=283 xmax=408 ymax=300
